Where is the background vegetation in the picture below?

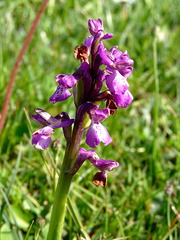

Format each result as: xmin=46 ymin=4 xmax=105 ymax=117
xmin=0 ymin=0 xmax=180 ymax=239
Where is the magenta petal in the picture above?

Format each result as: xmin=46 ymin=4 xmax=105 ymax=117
xmin=119 ymin=66 xmax=134 ymax=78
xmin=33 ymin=126 xmax=54 ymax=135
xmin=91 ymin=108 xmax=110 ymax=123
xmin=99 ymin=45 xmax=134 ymax=78
xmin=84 ymin=36 xmax=94 ymax=50
xmin=98 ymin=43 xmax=113 ymax=66
xmin=49 ymin=84 xmax=72 ymax=103
xmin=90 ymin=159 xmax=119 ymax=171
xmin=106 ymin=70 xmax=129 ymax=95
xmin=86 ymin=122 xmax=112 ymax=148
xmin=32 ymin=126 xmax=54 ymax=150
xmin=34 ymin=109 xmax=74 ymax=128
xmin=50 ymin=119 xmax=74 ymax=129
xmin=32 ymin=134 xmax=51 ymax=150
xmin=114 ymin=90 xmax=133 ymax=108
xmin=102 ymin=33 xmax=113 ymax=40
xmin=110 ymin=47 xmax=123 ymax=58
xmin=55 ymin=74 xmax=77 ymax=88
xmin=31 ymin=109 xmax=74 ymax=129
xmin=110 ymin=48 xmax=134 ymax=66
xmin=66 ymin=148 xmax=99 ymax=175
xmin=78 ymin=148 xmax=97 ymax=160
xmin=30 ymin=114 xmax=49 ymax=127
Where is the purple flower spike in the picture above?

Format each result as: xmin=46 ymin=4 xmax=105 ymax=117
xmin=32 ymin=126 xmax=54 ymax=150
xmin=31 ymin=18 xmax=133 ymax=183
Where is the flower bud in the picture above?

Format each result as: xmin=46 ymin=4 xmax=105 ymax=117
xmin=88 ymin=18 xmax=104 ymax=36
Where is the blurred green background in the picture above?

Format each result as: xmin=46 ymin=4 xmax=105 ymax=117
xmin=0 ymin=0 xmax=180 ymax=239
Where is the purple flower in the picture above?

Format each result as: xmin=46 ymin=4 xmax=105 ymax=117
xmin=98 ymin=43 xmax=134 ymax=108
xmin=68 ymin=148 xmax=119 ymax=174
xmin=66 ymin=148 xmax=119 ymax=186
xmin=32 ymin=126 xmax=54 ymax=150
xmin=49 ymin=84 xmax=72 ymax=103
xmin=110 ymin=47 xmax=134 ymax=78
xmin=78 ymin=148 xmax=119 ymax=171
xmin=50 ymin=63 xmax=90 ymax=104
xmin=86 ymin=107 xmax=112 ymax=148
xmin=49 ymin=74 xmax=78 ymax=103
xmin=99 ymin=44 xmax=134 ymax=78
xmin=31 ymin=109 xmax=74 ymax=150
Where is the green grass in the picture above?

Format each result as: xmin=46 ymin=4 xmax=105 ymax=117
xmin=0 ymin=0 xmax=180 ymax=239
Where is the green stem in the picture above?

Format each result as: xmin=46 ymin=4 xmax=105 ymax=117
xmin=152 ymin=35 xmax=159 ymax=184
xmin=47 ymin=115 xmax=84 ymax=240
xmin=47 ymin=159 xmax=72 ymax=240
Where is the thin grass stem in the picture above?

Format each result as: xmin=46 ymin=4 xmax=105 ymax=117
xmin=152 ymin=34 xmax=159 ymax=184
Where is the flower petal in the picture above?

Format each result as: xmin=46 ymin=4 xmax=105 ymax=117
xmin=84 ymin=36 xmax=94 ymax=50
xmin=30 ymin=114 xmax=49 ymax=127
xmin=106 ymin=70 xmax=129 ymax=95
xmin=33 ymin=126 xmax=54 ymax=135
xmin=114 ymin=90 xmax=133 ymax=108
xmin=102 ymin=33 xmax=113 ymax=40
xmin=31 ymin=109 xmax=74 ymax=129
xmin=90 ymin=108 xmax=110 ymax=123
xmin=49 ymin=84 xmax=72 ymax=103
xmin=55 ymin=74 xmax=78 ymax=88
xmin=98 ymin=43 xmax=113 ymax=66
xmin=90 ymin=158 xmax=119 ymax=171
xmin=78 ymin=147 xmax=98 ymax=160
xmin=32 ymin=134 xmax=51 ymax=150
xmin=86 ymin=122 xmax=112 ymax=148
